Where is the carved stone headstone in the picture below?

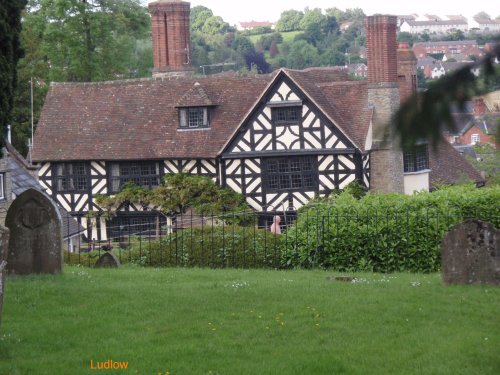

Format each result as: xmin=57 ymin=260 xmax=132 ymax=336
xmin=442 ymin=219 xmax=500 ymax=285
xmin=0 ymin=226 xmax=9 ymax=329
xmin=5 ymin=189 xmax=63 ymax=275
xmin=94 ymin=252 xmax=120 ymax=268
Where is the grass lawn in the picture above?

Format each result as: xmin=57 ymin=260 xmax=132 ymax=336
xmin=1 ymin=266 xmax=499 ymax=375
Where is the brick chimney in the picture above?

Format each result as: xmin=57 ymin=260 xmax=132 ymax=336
xmin=473 ymin=97 xmax=486 ymax=117
xmin=365 ymin=15 xmax=404 ymax=194
xmin=397 ymin=42 xmax=418 ymax=103
xmin=148 ymin=0 xmax=193 ymax=78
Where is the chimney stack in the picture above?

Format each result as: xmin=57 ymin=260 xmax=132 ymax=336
xmin=473 ymin=97 xmax=486 ymax=117
xmin=365 ymin=15 xmax=398 ymax=84
xmin=397 ymin=42 xmax=418 ymax=103
xmin=365 ymin=15 xmax=404 ymax=194
xmin=148 ymin=0 xmax=193 ymax=78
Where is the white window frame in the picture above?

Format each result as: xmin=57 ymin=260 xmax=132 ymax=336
xmin=0 ymin=173 xmax=5 ymax=200
xmin=471 ymin=133 xmax=480 ymax=144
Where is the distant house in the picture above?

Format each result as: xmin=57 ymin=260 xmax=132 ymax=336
xmin=237 ymin=21 xmax=274 ymax=31
xmin=413 ymin=40 xmax=482 ymax=59
xmin=448 ymin=97 xmax=499 ymax=148
xmin=400 ymin=19 xmax=468 ymax=34
xmin=345 ymin=63 xmax=368 ymax=78
xmin=469 ymin=17 xmax=500 ymax=33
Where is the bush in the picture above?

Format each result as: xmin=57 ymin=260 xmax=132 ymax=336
xmin=283 ymin=185 xmax=500 ymax=272
xmin=65 ymin=226 xmax=282 ymax=269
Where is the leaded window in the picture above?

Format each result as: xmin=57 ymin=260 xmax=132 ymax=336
xmin=55 ymin=162 xmax=88 ymax=192
xmin=403 ymin=145 xmax=429 ymax=173
xmin=107 ymin=214 xmax=167 ymax=239
xmin=272 ymin=107 xmax=300 ymax=123
xmin=179 ymin=107 xmax=209 ymax=128
xmin=264 ymin=156 xmax=317 ymax=192
xmin=109 ymin=161 xmax=161 ymax=193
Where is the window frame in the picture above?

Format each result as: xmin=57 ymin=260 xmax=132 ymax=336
xmin=271 ymin=106 xmax=301 ymax=124
xmin=55 ymin=162 xmax=89 ymax=193
xmin=179 ymin=107 xmax=210 ymax=129
xmin=471 ymin=133 xmax=480 ymax=144
xmin=108 ymin=161 xmax=162 ymax=194
xmin=263 ymin=156 xmax=318 ymax=193
xmin=403 ymin=145 xmax=429 ymax=173
xmin=0 ymin=173 xmax=5 ymax=200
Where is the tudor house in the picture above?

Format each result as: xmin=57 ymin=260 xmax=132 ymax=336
xmin=31 ymin=1 xmax=482 ymax=241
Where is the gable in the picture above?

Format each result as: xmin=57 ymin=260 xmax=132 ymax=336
xmin=223 ymin=74 xmax=355 ymax=156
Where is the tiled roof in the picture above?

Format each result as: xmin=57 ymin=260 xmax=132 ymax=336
xmin=33 ymin=68 xmax=374 ymax=161
xmin=176 ymin=82 xmax=214 ymax=107
xmin=414 ymin=40 xmax=477 ymax=48
xmin=429 ymin=140 xmax=484 ymax=187
xmin=33 ymin=75 xmax=272 ymax=161
xmin=406 ymin=19 xmax=468 ymax=26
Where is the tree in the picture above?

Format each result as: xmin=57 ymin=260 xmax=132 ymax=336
xmin=0 ymin=0 xmax=27 ymax=145
xmin=394 ymin=42 xmax=500 ymax=150
xmin=22 ymin=0 xmax=150 ymax=83
xmin=299 ymin=8 xmax=326 ymax=31
xmin=97 ymin=174 xmax=250 ymax=218
xmin=190 ymin=5 xmax=213 ymax=32
xmin=474 ymin=11 xmax=491 ymax=19
xmin=276 ymin=9 xmax=304 ymax=32
xmin=202 ymin=15 xmax=228 ymax=35
xmin=269 ymin=40 xmax=279 ymax=58
xmin=286 ymin=40 xmax=319 ymax=69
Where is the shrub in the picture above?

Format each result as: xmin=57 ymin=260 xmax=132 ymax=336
xmin=283 ymin=185 xmax=500 ymax=272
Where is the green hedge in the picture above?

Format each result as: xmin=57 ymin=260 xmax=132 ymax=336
xmin=65 ymin=226 xmax=282 ymax=268
xmin=283 ymin=185 xmax=500 ymax=272
xmin=66 ymin=185 xmax=500 ymax=273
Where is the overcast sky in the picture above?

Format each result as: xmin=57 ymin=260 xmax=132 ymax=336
xmin=143 ymin=1 xmax=499 ymax=25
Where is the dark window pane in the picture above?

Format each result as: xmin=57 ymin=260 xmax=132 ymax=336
xmin=278 ymin=160 xmax=289 ymax=172
xmin=291 ymin=174 xmax=302 ymax=188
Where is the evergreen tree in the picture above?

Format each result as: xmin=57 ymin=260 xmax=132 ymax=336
xmin=0 ymin=0 xmax=27 ymax=146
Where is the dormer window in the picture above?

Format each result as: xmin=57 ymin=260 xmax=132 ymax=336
xmin=179 ymin=107 xmax=209 ymax=129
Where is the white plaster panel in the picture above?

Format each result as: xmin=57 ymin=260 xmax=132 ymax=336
xmin=39 ymin=162 xmax=51 ymax=177
xmin=339 ymin=156 xmax=355 ymax=170
xmin=226 ymin=179 xmax=242 ymax=193
xmin=91 ymin=161 xmax=106 ymax=175
xmin=339 ymin=174 xmax=356 ymax=189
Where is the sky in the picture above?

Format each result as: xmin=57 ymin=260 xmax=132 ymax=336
xmin=145 ymin=0 xmax=499 ymax=25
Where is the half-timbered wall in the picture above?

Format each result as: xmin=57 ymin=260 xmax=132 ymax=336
xmin=223 ymin=75 xmax=364 ymax=211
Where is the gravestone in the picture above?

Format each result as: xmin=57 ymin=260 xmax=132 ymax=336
xmin=94 ymin=252 xmax=121 ymax=268
xmin=0 ymin=226 xmax=9 ymax=329
xmin=5 ymin=189 xmax=63 ymax=275
xmin=442 ymin=219 xmax=500 ymax=285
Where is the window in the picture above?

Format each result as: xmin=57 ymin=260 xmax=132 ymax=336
xmin=471 ymin=134 xmax=480 ymax=144
xmin=0 ymin=173 xmax=4 ymax=200
xmin=108 ymin=214 xmax=167 ymax=239
xmin=264 ymin=156 xmax=317 ymax=192
xmin=55 ymin=163 xmax=88 ymax=192
xmin=109 ymin=162 xmax=161 ymax=193
xmin=272 ymin=107 xmax=300 ymax=123
xmin=403 ymin=145 xmax=429 ymax=173
xmin=179 ymin=107 xmax=209 ymax=128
